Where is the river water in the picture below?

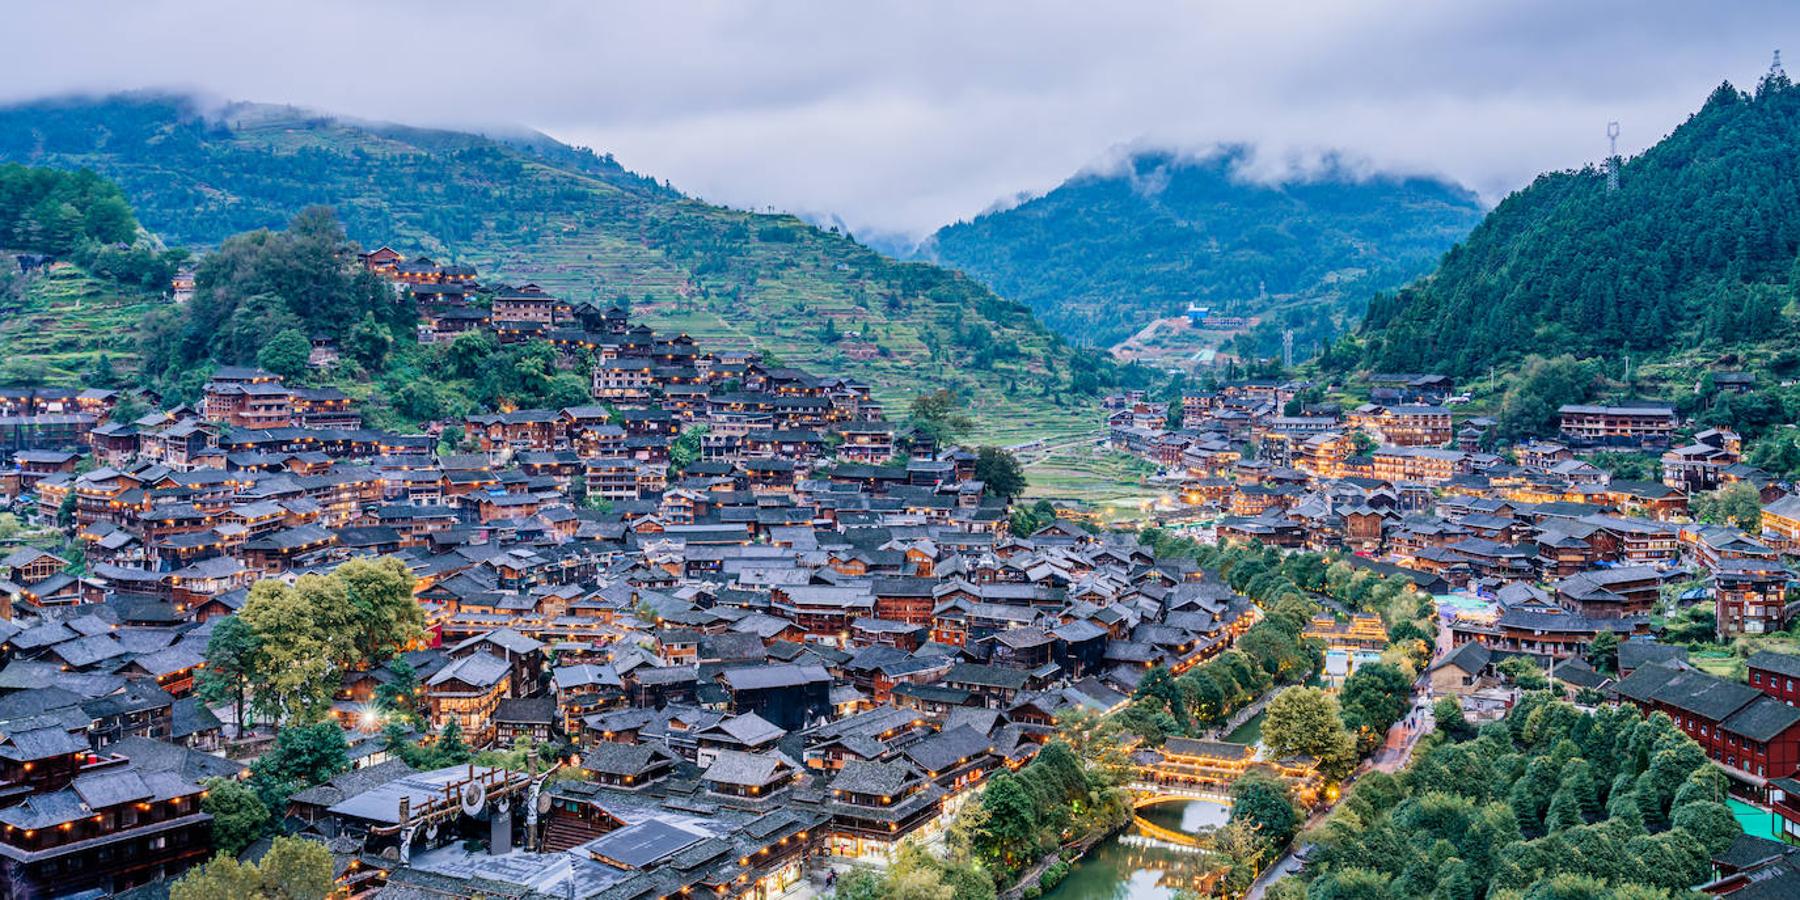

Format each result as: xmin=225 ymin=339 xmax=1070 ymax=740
xmin=1042 ymin=800 xmax=1231 ymax=900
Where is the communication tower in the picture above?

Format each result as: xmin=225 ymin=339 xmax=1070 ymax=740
xmin=1605 ymin=122 xmax=1621 ymax=193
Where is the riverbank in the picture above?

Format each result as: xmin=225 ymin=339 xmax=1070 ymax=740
xmin=1211 ymin=689 xmax=1275 ymax=744
xmin=1001 ymin=816 xmax=1127 ymax=900
xmin=1038 ymin=800 xmax=1232 ymax=900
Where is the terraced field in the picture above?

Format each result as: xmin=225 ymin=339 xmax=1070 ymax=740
xmin=1022 ymin=443 xmax=1165 ymax=521
xmin=0 ymin=263 xmax=160 ymax=384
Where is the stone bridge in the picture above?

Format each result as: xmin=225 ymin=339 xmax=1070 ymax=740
xmin=1123 ymin=782 xmax=1233 ymax=849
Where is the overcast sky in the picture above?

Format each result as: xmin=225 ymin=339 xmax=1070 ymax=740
xmin=1 ymin=1 xmax=1791 ymax=240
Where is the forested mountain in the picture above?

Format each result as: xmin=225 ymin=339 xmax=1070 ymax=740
xmin=921 ymin=148 xmax=1484 ymax=347
xmin=1356 ymin=73 xmax=1800 ymax=377
xmin=0 ymin=95 xmax=1131 ymax=438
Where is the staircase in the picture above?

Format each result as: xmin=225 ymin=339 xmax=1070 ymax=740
xmin=541 ymin=816 xmax=608 ymax=852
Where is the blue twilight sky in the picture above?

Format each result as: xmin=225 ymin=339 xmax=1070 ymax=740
xmin=0 ymin=1 xmax=1792 ymax=240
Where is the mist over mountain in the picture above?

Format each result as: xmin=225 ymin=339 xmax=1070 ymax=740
xmin=0 ymin=93 xmax=1131 ymax=418
xmin=1354 ymin=74 xmax=1800 ymax=378
xmin=919 ymin=147 xmax=1485 ymax=349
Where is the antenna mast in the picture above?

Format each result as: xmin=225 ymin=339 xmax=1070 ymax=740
xmin=1772 ymin=49 xmax=1788 ymax=81
xmin=1282 ymin=329 xmax=1295 ymax=369
xmin=1605 ymin=122 xmax=1621 ymax=193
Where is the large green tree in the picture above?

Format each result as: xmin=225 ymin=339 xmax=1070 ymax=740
xmin=908 ymin=389 xmax=974 ymax=446
xmin=973 ymin=446 xmax=1027 ymax=499
xmin=169 ymin=855 xmax=264 ymax=900
xmin=1493 ymin=355 xmax=1599 ymax=440
xmin=249 ymin=722 xmax=350 ymax=814
xmin=255 ymin=328 xmax=312 ymax=380
xmin=202 ymin=776 xmax=270 ymax=857
xmin=1229 ymin=772 xmax=1300 ymax=849
xmin=142 ymin=206 xmax=409 ymax=379
xmin=1691 ymin=482 xmax=1763 ymax=532
xmin=974 ymin=772 xmax=1040 ymax=869
xmin=257 ymin=835 xmax=336 ymax=900
xmin=196 ymin=615 xmax=259 ymax=735
xmin=331 ymin=556 xmax=423 ymax=665
xmin=1338 ymin=663 xmax=1414 ymax=753
xmin=170 ymin=835 xmax=335 ymax=900
xmin=1262 ymin=686 xmax=1357 ymax=778
xmin=212 ymin=557 xmax=421 ymax=726
xmin=238 ymin=581 xmax=336 ymax=724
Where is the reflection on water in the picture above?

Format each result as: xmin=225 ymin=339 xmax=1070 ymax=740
xmin=1042 ymin=801 xmax=1231 ymax=900
xmin=1164 ymin=801 xmax=1230 ymax=833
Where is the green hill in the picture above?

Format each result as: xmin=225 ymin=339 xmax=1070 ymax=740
xmin=922 ymin=148 xmax=1484 ymax=351
xmin=0 ymin=163 xmax=184 ymax=386
xmin=0 ymin=95 xmax=1126 ymax=443
xmin=1355 ymin=74 xmax=1800 ymax=379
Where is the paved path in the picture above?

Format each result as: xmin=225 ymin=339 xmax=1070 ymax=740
xmin=1247 ymin=690 xmax=1435 ymax=899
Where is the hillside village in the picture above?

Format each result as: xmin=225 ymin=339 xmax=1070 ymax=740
xmin=1098 ymin=374 xmax=1800 ymax=862
xmin=0 ymin=226 xmax=1789 ymax=899
xmin=0 ymin=245 xmax=1293 ymax=898
xmin=3 ymin=44 xmax=1800 ymax=900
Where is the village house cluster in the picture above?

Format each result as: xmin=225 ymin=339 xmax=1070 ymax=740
xmin=1103 ymin=372 xmax=1800 ymax=856
xmin=0 ymin=253 xmax=1282 ymax=897
xmin=0 ymin=242 xmax=1789 ymax=894
xmin=1106 ymin=373 xmax=1793 ymax=646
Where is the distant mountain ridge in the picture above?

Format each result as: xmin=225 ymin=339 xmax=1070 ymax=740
xmin=0 ymin=93 xmax=1123 ymax=439
xmin=920 ymin=147 xmax=1485 ymax=350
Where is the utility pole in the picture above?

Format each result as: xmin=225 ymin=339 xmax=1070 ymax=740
xmin=1605 ymin=122 xmax=1621 ymax=193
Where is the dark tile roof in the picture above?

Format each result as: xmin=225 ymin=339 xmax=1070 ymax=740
xmin=1618 ymin=641 xmax=1688 ymax=672
xmin=943 ymin=663 xmax=1028 ymax=691
xmin=1723 ymin=695 xmax=1800 ymax=743
xmin=1650 ymin=669 xmax=1761 ymax=722
xmin=494 ymin=697 xmax=557 ymax=725
xmin=1611 ymin=660 xmax=1686 ymax=704
xmin=1747 ymin=650 xmax=1800 ymax=680
xmin=828 ymin=759 xmax=917 ymax=796
xmin=288 ymin=758 xmax=417 ymax=808
xmin=581 ymin=741 xmax=678 ymax=777
xmin=901 ymin=725 xmax=993 ymax=774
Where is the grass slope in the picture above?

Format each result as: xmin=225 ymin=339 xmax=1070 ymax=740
xmin=0 ymin=263 xmax=159 ymax=384
xmin=0 ymin=95 xmax=1104 ymax=443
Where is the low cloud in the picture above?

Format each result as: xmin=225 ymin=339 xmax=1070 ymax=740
xmin=0 ymin=1 xmax=1788 ymax=238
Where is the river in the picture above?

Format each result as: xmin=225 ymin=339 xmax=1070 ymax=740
xmin=1042 ymin=800 xmax=1232 ymax=900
